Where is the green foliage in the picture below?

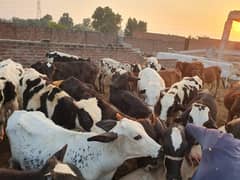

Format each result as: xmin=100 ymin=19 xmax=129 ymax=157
xmin=0 ymin=7 xmax=148 ymax=35
xmin=91 ymin=6 xmax=122 ymax=33
xmin=40 ymin=14 xmax=52 ymax=23
xmin=125 ymin=18 xmax=147 ymax=36
xmin=58 ymin=13 xmax=74 ymax=28
xmin=73 ymin=18 xmax=93 ymax=31
xmin=48 ymin=21 xmax=67 ymax=30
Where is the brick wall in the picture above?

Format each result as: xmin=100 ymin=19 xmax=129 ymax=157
xmin=0 ymin=22 xmax=118 ymax=45
xmin=0 ymin=39 xmax=144 ymax=67
xmin=125 ymin=32 xmax=186 ymax=55
xmin=188 ymin=37 xmax=240 ymax=50
xmin=125 ymin=32 xmax=240 ymax=55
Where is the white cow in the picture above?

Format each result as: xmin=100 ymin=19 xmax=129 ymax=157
xmin=7 ymin=110 xmax=162 ymax=180
xmin=138 ymin=67 xmax=165 ymax=111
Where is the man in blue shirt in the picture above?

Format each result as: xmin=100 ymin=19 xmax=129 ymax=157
xmin=186 ymin=124 xmax=240 ymax=180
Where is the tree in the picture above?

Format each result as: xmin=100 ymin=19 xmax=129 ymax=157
xmin=124 ymin=18 xmax=147 ymax=36
xmin=40 ymin=14 xmax=53 ymax=26
xmin=91 ymin=6 xmax=122 ymax=33
xmin=40 ymin=14 xmax=52 ymax=23
xmin=58 ymin=13 xmax=73 ymax=28
xmin=48 ymin=21 xmax=67 ymax=30
xmin=73 ymin=18 xmax=93 ymax=31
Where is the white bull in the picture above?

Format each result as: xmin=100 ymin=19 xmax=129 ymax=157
xmin=6 ymin=111 xmax=162 ymax=180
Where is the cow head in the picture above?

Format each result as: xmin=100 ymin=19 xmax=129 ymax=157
xmin=111 ymin=72 xmax=140 ymax=90
xmin=146 ymin=57 xmax=161 ymax=72
xmin=131 ymin=64 xmax=142 ymax=77
xmin=181 ymin=103 xmax=217 ymax=129
xmin=155 ymin=91 xmax=183 ymax=122
xmin=92 ymin=118 xmax=163 ymax=159
xmin=43 ymin=144 xmax=83 ymax=180
xmin=160 ymin=125 xmax=188 ymax=180
xmin=142 ymin=88 xmax=161 ymax=112
xmin=31 ymin=61 xmax=55 ymax=81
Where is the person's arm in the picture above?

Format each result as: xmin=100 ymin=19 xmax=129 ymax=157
xmin=186 ymin=124 xmax=207 ymax=146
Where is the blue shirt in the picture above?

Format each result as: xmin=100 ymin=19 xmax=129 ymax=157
xmin=186 ymin=124 xmax=240 ymax=180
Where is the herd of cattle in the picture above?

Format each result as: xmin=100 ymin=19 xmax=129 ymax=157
xmin=0 ymin=51 xmax=240 ymax=180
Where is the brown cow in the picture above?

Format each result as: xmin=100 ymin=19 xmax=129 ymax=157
xmin=224 ymin=85 xmax=240 ymax=122
xmin=203 ymin=66 xmax=222 ymax=96
xmin=159 ymin=68 xmax=182 ymax=87
xmin=176 ymin=61 xmax=204 ymax=79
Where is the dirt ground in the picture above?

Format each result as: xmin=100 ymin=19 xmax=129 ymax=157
xmin=0 ymin=79 xmax=230 ymax=169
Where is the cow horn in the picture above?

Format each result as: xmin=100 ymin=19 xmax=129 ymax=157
xmin=116 ymin=113 xmax=124 ymax=120
xmin=52 ymin=80 xmax=63 ymax=87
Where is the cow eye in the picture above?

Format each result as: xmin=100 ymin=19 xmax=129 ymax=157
xmin=134 ymin=135 xmax=142 ymax=140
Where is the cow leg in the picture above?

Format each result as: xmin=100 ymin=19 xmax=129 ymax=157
xmin=8 ymin=158 xmax=22 ymax=170
xmin=214 ymin=78 xmax=220 ymax=97
xmin=98 ymin=73 xmax=102 ymax=93
xmin=223 ymin=77 xmax=229 ymax=88
xmin=213 ymin=80 xmax=217 ymax=97
xmin=227 ymin=111 xmax=233 ymax=122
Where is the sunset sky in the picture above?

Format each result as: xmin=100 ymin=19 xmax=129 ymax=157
xmin=1 ymin=0 xmax=240 ymax=41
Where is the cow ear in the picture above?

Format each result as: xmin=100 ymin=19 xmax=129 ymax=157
xmin=96 ymin=120 xmax=117 ymax=131
xmin=116 ymin=113 xmax=124 ymax=121
xmin=3 ymin=81 xmax=16 ymax=103
xmin=139 ymin=89 xmax=146 ymax=94
xmin=159 ymin=90 xmax=166 ymax=98
xmin=87 ymin=132 xmax=118 ymax=143
xmin=52 ymin=144 xmax=68 ymax=162
xmin=203 ymin=115 xmax=217 ymax=129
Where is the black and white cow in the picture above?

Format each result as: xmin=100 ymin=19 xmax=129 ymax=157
xmin=46 ymin=51 xmax=90 ymax=63
xmin=97 ymin=58 xmax=141 ymax=95
xmin=7 ymin=110 xmax=162 ymax=180
xmin=2 ymin=145 xmax=84 ymax=180
xmin=177 ymin=90 xmax=217 ymax=129
xmin=31 ymin=51 xmax=98 ymax=87
xmin=160 ymin=124 xmax=189 ymax=180
xmin=0 ymin=59 xmax=24 ymax=140
xmin=154 ymin=76 xmax=203 ymax=122
xmin=19 ymin=68 xmax=102 ymax=132
xmin=55 ymin=76 xmax=122 ymax=121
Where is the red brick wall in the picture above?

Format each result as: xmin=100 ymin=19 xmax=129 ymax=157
xmin=0 ymin=22 xmax=118 ymax=45
xmin=188 ymin=37 xmax=240 ymax=50
xmin=0 ymin=40 xmax=144 ymax=67
xmin=125 ymin=32 xmax=185 ymax=55
xmin=125 ymin=32 xmax=240 ymax=55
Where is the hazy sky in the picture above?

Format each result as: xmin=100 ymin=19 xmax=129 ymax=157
xmin=1 ymin=0 xmax=240 ymax=41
